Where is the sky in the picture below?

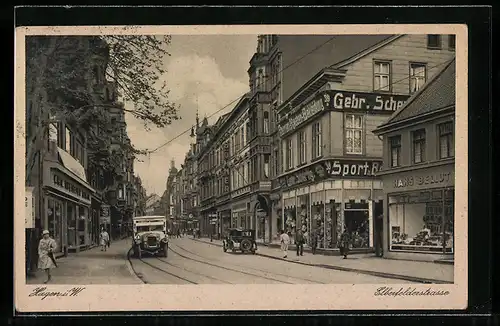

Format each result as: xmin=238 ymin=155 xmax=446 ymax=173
xmin=124 ymin=35 xmax=257 ymax=196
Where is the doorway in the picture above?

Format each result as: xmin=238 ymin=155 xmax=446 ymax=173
xmin=344 ymin=210 xmax=369 ymax=248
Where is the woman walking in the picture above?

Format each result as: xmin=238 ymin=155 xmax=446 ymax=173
xmin=339 ymin=229 xmax=351 ymax=259
xmin=38 ymin=230 xmax=57 ymax=284
xmin=100 ymin=228 xmax=110 ymax=252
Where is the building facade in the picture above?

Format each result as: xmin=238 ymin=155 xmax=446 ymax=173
xmin=373 ymin=59 xmax=455 ymax=262
xmin=198 ymin=96 xmax=252 ymax=237
xmin=269 ymin=34 xmax=456 ymax=252
xmin=26 ymin=36 xmax=140 ymax=261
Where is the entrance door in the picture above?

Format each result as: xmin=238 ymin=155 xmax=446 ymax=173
xmin=344 ymin=210 xmax=369 ymax=248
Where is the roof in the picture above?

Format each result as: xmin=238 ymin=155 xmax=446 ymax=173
xmin=327 ymin=35 xmax=398 ymax=69
xmin=374 ymin=58 xmax=455 ymax=132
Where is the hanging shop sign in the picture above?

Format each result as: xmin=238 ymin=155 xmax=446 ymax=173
xmin=100 ymin=205 xmax=110 ymax=224
xmin=321 ymin=90 xmax=410 ymax=113
xmin=25 ymin=187 xmax=35 ymax=228
xmin=277 ymin=159 xmax=383 ymax=189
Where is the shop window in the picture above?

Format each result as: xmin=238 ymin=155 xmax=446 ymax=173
xmin=374 ymin=61 xmax=391 ymax=92
xmin=389 ymin=189 xmax=454 ymax=253
xmin=298 ymin=130 xmax=307 ymax=164
xmin=438 ymin=122 xmax=454 ymax=159
xmin=389 ymin=135 xmax=401 ymax=167
xmin=412 ymin=129 xmax=426 ymax=163
xmin=285 ymin=138 xmax=293 ymax=169
xmin=410 ymin=63 xmax=427 ymax=94
xmin=47 ymin=198 xmax=62 ymax=252
xmin=427 ymin=35 xmax=441 ymax=49
xmin=312 ymin=121 xmax=322 ymax=158
xmin=310 ymin=200 xmax=338 ymax=249
xmin=448 ymin=35 xmax=456 ymax=50
xmin=345 ymin=114 xmax=363 ymax=154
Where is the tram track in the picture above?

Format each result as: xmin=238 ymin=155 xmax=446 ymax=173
xmin=169 ymin=242 xmax=328 ymax=284
xmin=154 ymin=256 xmax=232 ymax=284
xmin=127 ymin=248 xmax=198 ymax=284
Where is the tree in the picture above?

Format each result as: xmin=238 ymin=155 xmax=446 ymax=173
xmin=25 ymin=35 xmax=180 ymax=185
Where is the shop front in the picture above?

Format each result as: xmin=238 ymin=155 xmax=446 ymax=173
xmin=381 ymin=163 xmax=454 ymax=261
xmin=278 ymin=158 xmax=383 ymax=251
xmin=43 ymin=158 xmax=95 ymax=254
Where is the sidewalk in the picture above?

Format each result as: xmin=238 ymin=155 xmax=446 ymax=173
xmin=192 ymin=237 xmax=454 ymax=284
xmin=26 ymin=237 xmax=142 ymax=285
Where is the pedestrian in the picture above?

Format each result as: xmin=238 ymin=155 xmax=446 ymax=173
xmin=38 ymin=230 xmax=57 ymax=284
xmin=177 ymin=229 xmax=181 ymax=238
xmin=100 ymin=228 xmax=110 ymax=252
xmin=280 ymin=229 xmax=290 ymax=258
xmin=295 ymin=229 xmax=305 ymax=256
xmin=339 ymin=228 xmax=351 ymax=259
xmin=311 ymin=229 xmax=318 ymax=255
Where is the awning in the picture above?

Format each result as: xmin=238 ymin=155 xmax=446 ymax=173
xmin=57 ymin=147 xmax=89 ymax=184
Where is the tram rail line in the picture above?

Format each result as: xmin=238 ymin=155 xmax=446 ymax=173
xmin=154 ymin=256 xmax=232 ymax=284
xmin=127 ymin=248 xmax=198 ymax=284
xmin=170 ymin=242 xmax=326 ymax=284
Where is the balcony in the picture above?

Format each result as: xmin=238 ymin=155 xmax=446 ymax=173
xmin=231 ymin=185 xmax=251 ymax=199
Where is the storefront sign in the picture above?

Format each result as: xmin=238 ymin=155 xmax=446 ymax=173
xmin=322 ymin=90 xmax=409 ymax=112
xmin=25 ymin=187 xmax=35 ymax=228
xmin=278 ymin=98 xmax=325 ymax=136
xmin=278 ymin=159 xmax=383 ymax=189
xmin=51 ymin=170 xmax=91 ymax=203
xmin=393 ymin=172 xmax=452 ymax=189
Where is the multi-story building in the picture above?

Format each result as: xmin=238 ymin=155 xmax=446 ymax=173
xmin=132 ymin=175 xmax=147 ymax=217
xmin=373 ymin=59 xmax=455 ymax=262
xmin=268 ymin=34 xmax=455 ymax=253
xmin=163 ymin=159 xmax=178 ymax=229
xmin=198 ymin=95 xmax=251 ymax=237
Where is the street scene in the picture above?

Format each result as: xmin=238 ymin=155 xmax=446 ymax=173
xmin=24 ymin=33 xmax=456 ymax=285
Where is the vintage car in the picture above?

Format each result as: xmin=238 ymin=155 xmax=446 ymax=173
xmin=132 ymin=216 xmax=169 ymax=258
xmin=222 ymin=228 xmax=257 ymax=254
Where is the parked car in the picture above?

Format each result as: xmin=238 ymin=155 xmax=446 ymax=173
xmin=222 ymin=228 xmax=257 ymax=254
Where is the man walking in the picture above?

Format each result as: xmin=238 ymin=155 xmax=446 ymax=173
xmin=280 ymin=230 xmax=290 ymax=258
xmin=295 ymin=229 xmax=305 ymax=256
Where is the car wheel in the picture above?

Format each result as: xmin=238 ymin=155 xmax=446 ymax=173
xmin=240 ymin=239 xmax=252 ymax=251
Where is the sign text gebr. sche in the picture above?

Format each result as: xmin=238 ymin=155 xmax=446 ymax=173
xmin=278 ymin=159 xmax=383 ymax=189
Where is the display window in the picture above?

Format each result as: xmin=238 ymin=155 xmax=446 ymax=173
xmin=344 ymin=202 xmax=370 ymax=248
xmin=77 ymin=206 xmax=88 ymax=246
xmin=297 ymin=195 xmax=309 ymax=245
xmin=284 ymin=206 xmax=296 ymax=236
xmin=47 ymin=198 xmax=63 ymax=253
xmin=67 ymin=203 xmax=76 ymax=247
xmin=389 ymin=188 xmax=454 ymax=253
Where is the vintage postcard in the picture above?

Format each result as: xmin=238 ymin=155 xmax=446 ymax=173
xmin=14 ymin=24 xmax=468 ymax=312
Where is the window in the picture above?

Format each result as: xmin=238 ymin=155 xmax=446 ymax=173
xmin=438 ymin=122 xmax=454 ymax=158
xmin=410 ymin=63 xmax=427 ymax=93
xmin=264 ymin=155 xmax=270 ymax=179
xmin=374 ymin=61 xmax=391 ymax=92
xmin=246 ymin=121 xmax=251 ymax=141
xmin=65 ymin=127 xmax=71 ymax=152
xmin=286 ymin=138 xmax=293 ymax=169
xmin=263 ymin=111 xmax=269 ymax=134
xmin=312 ymin=122 xmax=322 ymax=158
xmin=448 ymin=35 xmax=455 ymax=50
xmin=427 ymin=35 xmax=441 ymax=49
xmin=298 ymin=130 xmax=307 ymax=164
xmin=241 ymin=126 xmax=245 ymax=147
xmin=412 ymin=129 xmax=426 ymax=163
xmin=49 ymin=123 xmax=58 ymax=147
xmin=390 ymin=136 xmax=401 ymax=167
xmin=345 ymin=115 xmax=363 ymax=154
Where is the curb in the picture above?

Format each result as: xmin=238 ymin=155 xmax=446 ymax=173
xmin=125 ymin=248 xmax=148 ymax=284
xmin=191 ymin=238 xmax=452 ymax=284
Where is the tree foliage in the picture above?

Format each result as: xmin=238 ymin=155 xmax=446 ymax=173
xmin=25 ymin=35 xmax=179 ymax=184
